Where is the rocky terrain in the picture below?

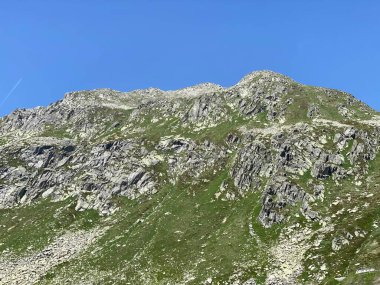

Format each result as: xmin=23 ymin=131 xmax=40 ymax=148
xmin=0 ymin=70 xmax=379 ymax=284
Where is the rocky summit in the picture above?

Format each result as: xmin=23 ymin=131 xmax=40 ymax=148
xmin=0 ymin=70 xmax=379 ymax=285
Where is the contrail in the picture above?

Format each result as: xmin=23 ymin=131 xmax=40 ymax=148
xmin=0 ymin=78 xmax=23 ymax=108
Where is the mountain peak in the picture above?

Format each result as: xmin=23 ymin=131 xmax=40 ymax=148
xmin=235 ymin=70 xmax=295 ymax=87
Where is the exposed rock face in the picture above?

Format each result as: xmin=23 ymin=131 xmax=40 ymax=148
xmin=259 ymin=177 xmax=307 ymax=227
xmin=231 ymin=142 xmax=273 ymax=192
xmin=0 ymin=138 xmax=159 ymax=215
xmin=0 ymin=70 xmax=379 ymax=284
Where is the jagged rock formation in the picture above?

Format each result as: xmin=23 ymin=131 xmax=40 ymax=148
xmin=0 ymin=70 xmax=379 ymax=284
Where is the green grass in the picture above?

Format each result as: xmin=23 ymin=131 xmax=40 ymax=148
xmin=281 ymin=84 xmax=374 ymax=124
xmin=341 ymin=139 xmax=354 ymax=169
xmin=40 ymin=124 xmax=73 ymax=139
xmin=89 ymin=104 xmax=271 ymax=147
xmin=5 ymin=154 xmax=25 ymax=168
xmin=294 ymin=170 xmax=313 ymax=191
xmin=299 ymin=153 xmax=380 ymax=283
xmin=38 ymin=170 xmax=273 ymax=284
xmin=182 ymin=115 xmax=248 ymax=145
xmin=0 ymin=198 xmax=100 ymax=255
xmin=91 ymin=108 xmax=134 ymax=141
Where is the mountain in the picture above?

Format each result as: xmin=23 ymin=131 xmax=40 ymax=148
xmin=0 ymin=70 xmax=379 ymax=284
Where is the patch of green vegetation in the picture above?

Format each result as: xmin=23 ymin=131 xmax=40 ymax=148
xmin=40 ymin=124 xmax=73 ymax=139
xmin=6 ymin=154 xmax=25 ymax=168
xmin=341 ymin=139 xmax=354 ymax=156
xmin=243 ymin=111 xmax=269 ymax=129
xmin=300 ymin=153 xmax=380 ymax=283
xmin=281 ymin=85 xmax=374 ymax=124
xmin=0 ymin=198 xmax=100 ymax=255
xmin=283 ymin=90 xmax=315 ymax=124
xmin=92 ymin=108 xmax=134 ymax=141
xmin=322 ymin=132 xmax=339 ymax=151
xmin=254 ymin=110 xmax=269 ymax=123
xmin=297 ymin=170 xmax=313 ymax=188
xmin=341 ymin=139 xmax=354 ymax=169
xmin=39 ymin=170 xmax=271 ymax=284
xmin=141 ymin=116 xmax=180 ymax=142
xmin=183 ymin=115 xmax=248 ymax=145
xmin=348 ymin=103 xmax=375 ymax=120
xmin=92 ymin=106 xmax=271 ymax=148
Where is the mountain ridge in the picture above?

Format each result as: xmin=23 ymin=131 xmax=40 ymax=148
xmin=3 ymin=70 xmax=376 ymax=117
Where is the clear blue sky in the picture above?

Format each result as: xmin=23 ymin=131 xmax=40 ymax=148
xmin=1 ymin=1 xmax=379 ymax=116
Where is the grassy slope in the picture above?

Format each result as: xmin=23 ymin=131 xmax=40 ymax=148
xmin=282 ymin=84 xmax=375 ymax=124
xmin=0 ymin=199 xmax=100 ymax=255
xmin=36 ymin=171 xmax=273 ymax=284
xmin=298 ymin=154 xmax=380 ymax=284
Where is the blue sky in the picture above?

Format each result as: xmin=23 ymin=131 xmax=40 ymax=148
xmin=1 ymin=1 xmax=379 ymax=116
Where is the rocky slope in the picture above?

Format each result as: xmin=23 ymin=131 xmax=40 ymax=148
xmin=0 ymin=70 xmax=379 ymax=284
